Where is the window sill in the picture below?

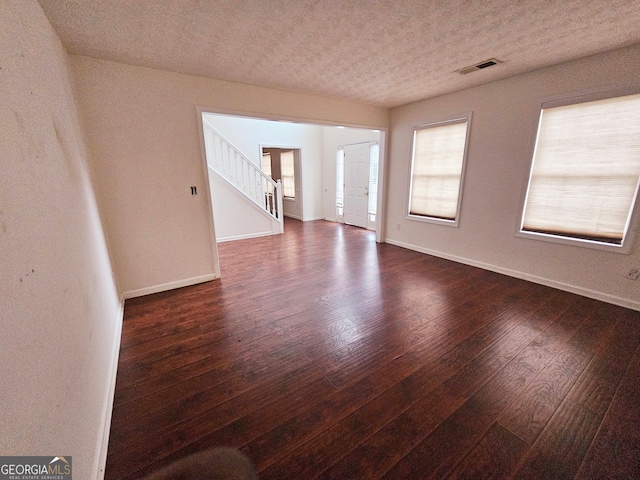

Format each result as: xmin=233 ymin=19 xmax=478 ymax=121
xmin=515 ymin=230 xmax=631 ymax=254
xmin=406 ymin=213 xmax=459 ymax=228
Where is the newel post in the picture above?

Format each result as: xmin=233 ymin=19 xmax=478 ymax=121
xmin=276 ymin=179 xmax=284 ymax=233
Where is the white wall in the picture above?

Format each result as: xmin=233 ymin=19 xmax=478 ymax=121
xmin=203 ymin=114 xmax=322 ymax=221
xmin=386 ymin=44 xmax=640 ymax=310
xmin=208 ymin=167 xmax=276 ymax=242
xmin=0 ymin=2 xmax=122 ymax=479
xmin=71 ymin=57 xmax=388 ymax=296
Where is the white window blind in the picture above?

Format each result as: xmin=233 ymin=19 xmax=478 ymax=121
xmin=262 ymin=152 xmax=272 ymax=177
xmin=409 ymin=120 xmax=469 ymax=221
xmin=522 ymin=93 xmax=640 ymax=245
xmin=368 ymin=144 xmax=379 ymax=215
xmin=336 ymin=148 xmax=344 ymax=208
xmin=281 ymin=150 xmax=295 ymax=198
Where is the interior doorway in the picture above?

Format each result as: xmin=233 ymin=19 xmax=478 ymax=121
xmin=261 ymin=146 xmax=303 ymax=220
xmin=201 ymin=112 xmax=386 ymax=242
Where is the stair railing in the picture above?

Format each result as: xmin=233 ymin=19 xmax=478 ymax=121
xmin=203 ymin=119 xmax=283 ymax=229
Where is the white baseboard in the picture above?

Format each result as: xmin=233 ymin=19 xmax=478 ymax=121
xmin=123 ymin=274 xmax=219 ymax=299
xmin=284 ymin=213 xmax=302 ymax=220
xmin=96 ymin=295 xmax=124 ymax=480
xmin=216 ymin=230 xmax=279 ymax=243
xmin=385 ymin=238 xmax=640 ymax=312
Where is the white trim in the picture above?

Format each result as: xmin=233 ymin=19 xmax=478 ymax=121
xmin=284 ymin=212 xmax=302 ymax=220
xmin=196 ymin=107 xmax=221 ymax=279
xmin=375 ymin=130 xmax=387 ymax=243
xmin=406 ymin=214 xmax=458 ymax=227
xmin=537 ymin=82 xmax=640 ymax=111
xmin=385 ymin=238 xmax=640 ymax=312
xmin=261 ymin=144 xmax=303 ymax=220
xmin=195 ymin=105 xmax=387 ymax=131
xmin=216 ymin=231 xmax=278 ymax=242
xmin=123 ymin=274 xmax=218 ymax=299
xmin=95 ymin=295 xmax=125 ymax=480
xmin=515 ymin=229 xmax=634 ymax=254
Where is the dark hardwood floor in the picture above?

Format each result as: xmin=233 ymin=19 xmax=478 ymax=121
xmin=105 ymin=219 xmax=640 ymax=479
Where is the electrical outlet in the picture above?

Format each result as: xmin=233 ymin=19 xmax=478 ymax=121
xmin=396 ymin=223 xmax=401 ymax=230
xmin=625 ymin=268 xmax=639 ymax=280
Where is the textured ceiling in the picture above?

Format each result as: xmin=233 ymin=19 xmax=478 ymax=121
xmin=38 ymin=0 xmax=640 ymax=108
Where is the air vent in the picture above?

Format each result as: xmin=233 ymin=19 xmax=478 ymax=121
xmin=457 ymin=58 xmax=502 ymax=75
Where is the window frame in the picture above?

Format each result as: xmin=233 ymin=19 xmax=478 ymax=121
xmin=336 ymin=147 xmax=344 ymax=219
xmin=516 ymin=86 xmax=640 ymax=254
xmin=406 ymin=113 xmax=472 ymax=228
xmin=368 ymin=143 xmax=380 ymax=221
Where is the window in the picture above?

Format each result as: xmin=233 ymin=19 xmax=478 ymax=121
xmin=262 ymin=151 xmax=274 ymax=198
xmin=262 ymin=152 xmax=272 ymax=178
xmin=368 ymin=144 xmax=379 ymax=222
xmin=408 ymin=116 xmax=471 ymax=226
xmin=281 ymin=150 xmax=295 ymax=198
xmin=521 ymin=92 xmax=640 ymax=250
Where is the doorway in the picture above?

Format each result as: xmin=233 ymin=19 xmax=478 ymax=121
xmin=201 ymin=112 xmax=386 ymax=241
xmin=338 ymin=141 xmax=379 ymax=230
xmin=261 ymin=146 xmax=303 ymax=220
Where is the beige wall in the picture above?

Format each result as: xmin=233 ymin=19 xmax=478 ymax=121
xmin=386 ymin=44 xmax=640 ymax=309
xmin=0 ymin=2 xmax=122 ymax=479
xmin=70 ymin=56 xmax=389 ymax=297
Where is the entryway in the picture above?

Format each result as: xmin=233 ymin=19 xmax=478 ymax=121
xmin=337 ymin=142 xmax=379 ymax=230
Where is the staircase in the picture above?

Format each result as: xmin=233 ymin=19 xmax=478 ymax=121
xmin=203 ymin=119 xmax=283 ymax=235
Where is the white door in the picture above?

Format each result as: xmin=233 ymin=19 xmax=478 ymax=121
xmin=343 ymin=143 xmax=370 ymax=228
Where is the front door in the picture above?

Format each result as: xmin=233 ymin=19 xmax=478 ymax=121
xmin=343 ymin=143 xmax=370 ymax=228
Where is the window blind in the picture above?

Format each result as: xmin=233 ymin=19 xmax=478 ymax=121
xmin=281 ymin=150 xmax=295 ymax=198
xmin=262 ymin=152 xmax=272 ymax=177
xmin=522 ymin=93 xmax=640 ymax=244
xmin=262 ymin=152 xmax=273 ymax=194
xmin=409 ymin=121 xmax=468 ymax=220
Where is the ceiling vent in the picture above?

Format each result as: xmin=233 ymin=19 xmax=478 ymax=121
xmin=457 ymin=58 xmax=502 ymax=75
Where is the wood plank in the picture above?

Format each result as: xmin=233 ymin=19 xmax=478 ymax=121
xmin=575 ymin=340 xmax=640 ymax=480
xmin=255 ymin=358 xmax=457 ymax=478
xmin=511 ymin=400 xmax=600 ymax=479
xmin=245 ymin=357 xmax=418 ymax=468
xmin=445 ymin=422 xmax=529 ymax=479
xmin=303 ymin=289 xmax=570 ymax=479
xmin=498 ymin=300 xmax=603 ymax=444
